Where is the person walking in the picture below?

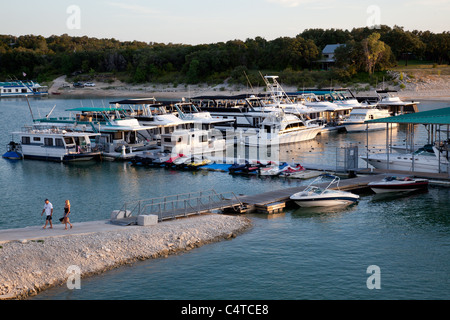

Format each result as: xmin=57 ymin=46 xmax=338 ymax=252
xmin=63 ymin=200 xmax=73 ymax=230
xmin=41 ymin=199 xmax=53 ymax=229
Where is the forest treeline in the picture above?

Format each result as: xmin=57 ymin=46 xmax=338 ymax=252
xmin=0 ymin=25 xmax=448 ymax=87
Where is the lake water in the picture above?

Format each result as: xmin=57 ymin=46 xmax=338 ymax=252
xmin=0 ymin=96 xmax=449 ymax=300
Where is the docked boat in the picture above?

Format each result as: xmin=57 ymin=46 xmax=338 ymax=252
xmin=368 ymin=176 xmax=429 ymax=194
xmin=34 ymin=106 xmax=158 ymax=160
xmin=4 ymin=126 xmax=101 ymax=162
xmin=2 ymin=141 xmax=23 ymax=160
xmin=191 ymin=94 xmax=324 ymax=146
xmin=290 ymin=175 xmax=360 ymax=207
xmin=342 ymin=107 xmax=397 ymax=132
xmin=0 ymin=80 xmax=48 ymax=97
xmin=376 ymin=90 xmax=419 ymax=114
xmin=279 ymin=163 xmax=305 ymax=176
xmin=361 ymin=142 xmax=449 ymax=174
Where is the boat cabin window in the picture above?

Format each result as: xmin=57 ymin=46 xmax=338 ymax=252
xmin=285 ymin=123 xmax=305 ymax=130
xmin=55 ymin=138 xmax=65 ymax=148
xmin=33 ymin=137 xmax=41 ymax=142
xmin=200 ymin=135 xmax=208 ymax=142
xmin=22 ymin=136 xmax=31 ymax=145
xmin=64 ymin=137 xmax=74 ymax=145
xmin=44 ymin=138 xmax=54 ymax=146
xmin=164 ymin=137 xmax=172 ymax=143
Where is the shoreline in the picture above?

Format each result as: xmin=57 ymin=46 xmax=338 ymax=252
xmin=47 ymin=75 xmax=450 ymax=102
xmin=0 ymin=214 xmax=252 ymax=300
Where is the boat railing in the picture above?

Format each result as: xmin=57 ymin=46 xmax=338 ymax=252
xmin=117 ymin=189 xmax=244 ymax=221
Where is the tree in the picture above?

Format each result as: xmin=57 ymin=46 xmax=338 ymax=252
xmin=362 ymin=33 xmax=387 ymax=74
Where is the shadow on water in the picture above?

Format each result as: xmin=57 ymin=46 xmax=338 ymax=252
xmin=290 ymin=202 xmax=359 ymax=219
xmin=369 ymin=188 xmax=429 ymax=203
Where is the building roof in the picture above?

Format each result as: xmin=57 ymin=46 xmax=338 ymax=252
xmin=366 ymin=107 xmax=450 ymax=125
xmin=322 ymin=44 xmax=344 ymax=54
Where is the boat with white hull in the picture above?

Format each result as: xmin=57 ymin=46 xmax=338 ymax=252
xmin=0 ymin=80 xmax=48 ymax=97
xmin=4 ymin=126 xmax=101 ymax=162
xmin=290 ymin=175 xmax=360 ymax=207
xmin=361 ymin=144 xmax=449 ymax=173
xmin=343 ymin=107 xmax=397 ymax=132
xmin=368 ymin=176 xmax=429 ymax=194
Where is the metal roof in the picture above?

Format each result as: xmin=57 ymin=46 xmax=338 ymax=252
xmin=322 ymin=44 xmax=345 ymax=54
xmin=365 ymin=107 xmax=450 ymax=125
xmin=66 ymin=107 xmax=127 ymax=112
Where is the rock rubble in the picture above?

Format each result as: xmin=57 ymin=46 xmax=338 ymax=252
xmin=0 ymin=214 xmax=252 ymax=300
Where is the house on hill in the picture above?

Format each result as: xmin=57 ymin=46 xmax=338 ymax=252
xmin=317 ymin=44 xmax=345 ymax=70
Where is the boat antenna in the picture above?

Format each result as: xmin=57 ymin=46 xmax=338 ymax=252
xmin=25 ymin=95 xmax=35 ymax=121
xmin=46 ymin=105 xmax=57 ymax=119
xmin=244 ymin=70 xmax=254 ymax=94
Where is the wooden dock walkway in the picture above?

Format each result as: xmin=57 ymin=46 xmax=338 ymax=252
xmin=112 ymin=171 xmax=448 ymax=222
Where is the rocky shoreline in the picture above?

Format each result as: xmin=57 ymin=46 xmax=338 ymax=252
xmin=0 ymin=214 xmax=252 ymax=300
xmin=48 ymin=73 xmax=450 ymax=101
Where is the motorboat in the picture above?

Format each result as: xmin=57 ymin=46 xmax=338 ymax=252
xmin=342 ymin=107 xmax=397 ymax=132
xmin=4 ymin=126 xmax=101 ymax=162
xmin=361 ymin=142 xmax=449 ymax=174
xmin=376 ymin=90 xmax=419 ymax=114
xmin=368 ymin=176 xmax=429 ymax=194
xmin=290 ymin=175 xmax=360 ymax=207
xmin=190 ymin=94 xmax=324 ymax=146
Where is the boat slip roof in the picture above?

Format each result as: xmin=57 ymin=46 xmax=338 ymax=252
xmin=366 ymin=107 xmax=450 ymax=125
xmin=66 ymin=107 xmax=128 ymax=112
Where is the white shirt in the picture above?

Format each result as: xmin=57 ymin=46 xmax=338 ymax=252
xmin=43 ymin=202 xmax=53 ymax=216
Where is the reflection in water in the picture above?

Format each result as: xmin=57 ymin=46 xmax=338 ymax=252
xmin=291 ymin=202 xmax=358 ymax=220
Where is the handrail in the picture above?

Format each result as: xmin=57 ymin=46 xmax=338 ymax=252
xmin=117 ymin=189 xmax=243 ymax=221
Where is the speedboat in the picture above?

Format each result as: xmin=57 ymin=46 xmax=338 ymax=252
xmin=290 ymin=175 xmax=360 ymax=207
xmin=368 ymin=176 xmax=429 ymax=194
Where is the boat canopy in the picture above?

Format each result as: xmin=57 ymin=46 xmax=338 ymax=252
xmin=66 ymin=107 xmax=128 ymax=112
xmin=365 ymin=107 xmax=450 ymax=125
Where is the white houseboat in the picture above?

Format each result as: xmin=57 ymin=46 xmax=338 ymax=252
xmin=4 ymin=126 xmax=101 ymax=162
xmin=0 ymin=80 xmax=48 ymax=97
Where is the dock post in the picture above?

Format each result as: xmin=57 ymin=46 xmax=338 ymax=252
xmin=386 ymin=123 xmax=389 ymax=171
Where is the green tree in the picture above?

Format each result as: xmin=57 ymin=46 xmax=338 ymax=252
xmin=362 ymin=33 xmax=387 ymax=74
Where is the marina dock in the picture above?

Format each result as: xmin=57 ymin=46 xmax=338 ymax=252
xmin=237 ymin=174 xmax=377 ymax=212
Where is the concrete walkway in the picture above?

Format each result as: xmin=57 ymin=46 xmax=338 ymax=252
xmin=0 ymin=220 xmax=131 ymax=244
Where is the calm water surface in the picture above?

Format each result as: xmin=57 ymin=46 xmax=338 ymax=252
xmin=0 ymin=97 xmax=449 ymax=300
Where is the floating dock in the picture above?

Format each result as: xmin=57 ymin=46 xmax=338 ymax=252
xmin=237 ymin=174 xmax=378 ymax=213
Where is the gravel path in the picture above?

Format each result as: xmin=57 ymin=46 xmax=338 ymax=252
xmin=0 ymin=214 xmax=252 ymax=300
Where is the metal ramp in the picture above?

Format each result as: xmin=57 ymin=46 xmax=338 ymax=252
xmin=113 ymin=189 xmax=245 ymax=224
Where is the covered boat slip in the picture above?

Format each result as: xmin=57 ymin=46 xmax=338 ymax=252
xmin=363 ymin=107 xmax=450 ymax=175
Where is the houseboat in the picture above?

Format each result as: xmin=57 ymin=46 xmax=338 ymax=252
xmin=0 ymin=80 xmax=48 ymax=97
xmin=3 ymin=126 xmax=101 ymax=162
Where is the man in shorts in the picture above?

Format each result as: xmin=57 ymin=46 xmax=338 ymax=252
xmin=41 ymin=199 xmax=53 ymax=229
